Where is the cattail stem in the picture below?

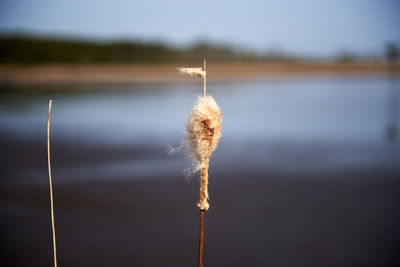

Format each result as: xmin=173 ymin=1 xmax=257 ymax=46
xmin=47 ymin=99 xmax=58 ymax=267
xmin=198 ymin=209 xmax=205 ymax=267
xmin=197 ymin=161 xmax=209 ymax=266
xmin=198 ymin=59 xmax=208 ymax=267
xmin=198 ymin=161 xmax=210 ymax=210
xmin=203 ymin=59 xmax=207 ymax=97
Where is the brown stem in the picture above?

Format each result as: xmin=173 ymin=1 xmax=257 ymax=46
xmin=198 ymin=209 xmax=205 ymax=267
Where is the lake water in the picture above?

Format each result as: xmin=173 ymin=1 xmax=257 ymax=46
xmin=1 ymin=76 xmax=400 ymax=183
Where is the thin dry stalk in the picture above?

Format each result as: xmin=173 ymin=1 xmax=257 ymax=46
xmin=47 ymin=99 xmax=58 ymax=267
xmin=203 ymin=59 xmax=207 ymax=97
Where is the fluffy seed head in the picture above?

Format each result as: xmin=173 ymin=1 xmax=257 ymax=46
xmin=186 ymin=96 xmax=222 ymax=168
xmin=178 ymin=67 xmax=206 ymax=78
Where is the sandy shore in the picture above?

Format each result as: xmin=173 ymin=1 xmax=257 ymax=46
xmin=1 ymin=134 xmax=400 ymax=266
xmin=0 ymin=62 xmax=399 ymax=85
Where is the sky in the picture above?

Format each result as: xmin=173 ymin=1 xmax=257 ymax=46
xmin=0 ymin=0 xmax=399 ymax=57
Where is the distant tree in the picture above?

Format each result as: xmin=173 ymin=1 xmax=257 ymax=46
xmin=337 ymin=51 xmax=356 ymax=63
xmin=386 ymin=43 xmax=399 ymax=63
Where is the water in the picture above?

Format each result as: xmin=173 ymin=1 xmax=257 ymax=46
xmin=1 ymin=76 xmax=400 ymax=183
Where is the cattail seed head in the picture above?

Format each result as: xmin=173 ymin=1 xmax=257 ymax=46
xmin=186 ymin=95 xmax=222 ymax=170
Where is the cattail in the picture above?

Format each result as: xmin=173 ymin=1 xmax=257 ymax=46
xmin=177 ymin=60 xmax=222 ymax=267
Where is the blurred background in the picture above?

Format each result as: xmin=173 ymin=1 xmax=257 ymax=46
xmin=1 ymin=1 xmax=400 ymax=266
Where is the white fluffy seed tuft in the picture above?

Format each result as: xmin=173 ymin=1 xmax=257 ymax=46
xmin=186 ymin=95 xmax=222 ymax=171
xmin=178 ymin=67 xmax=206 ymax=78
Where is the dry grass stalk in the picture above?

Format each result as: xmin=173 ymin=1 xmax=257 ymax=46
xmin=47 ymin=99 xmax=58 ymax=267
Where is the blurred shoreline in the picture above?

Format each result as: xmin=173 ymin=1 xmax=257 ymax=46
xmin=0 ymin=62 xmax=399 ymax=85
